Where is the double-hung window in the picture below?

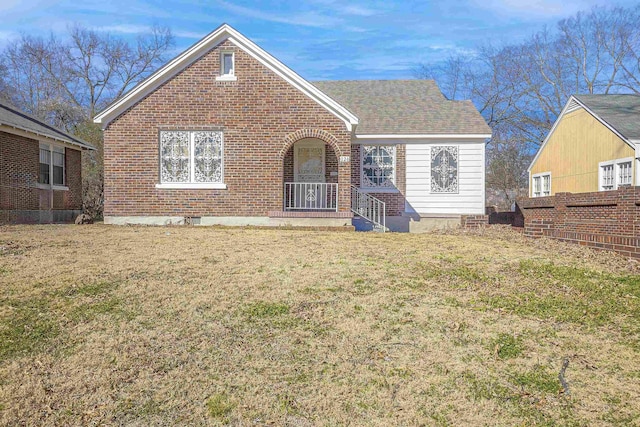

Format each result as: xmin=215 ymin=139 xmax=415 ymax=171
xmin=599 ymin=158 xmax=633 ymax=191
xmin=157 ymin=130 xmax=225 ymax=189
xmin=532 ymin=172 xmax=551 ymax=197
xmin=361 ymin=145 xmax=396 ymax=190
xmin=39 ymin=144 xmax=65 ymax=187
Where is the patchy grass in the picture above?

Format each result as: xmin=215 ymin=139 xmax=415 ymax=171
xmin=0 ymin=224 xmax=638 ymax=425
xmin=491 ymin=333 xmax=524 ymax=359
xmin=206 ymin=393 xmax=235 ymax=421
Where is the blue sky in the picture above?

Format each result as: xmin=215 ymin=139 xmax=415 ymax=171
xmin=0 ymin=0 xmax=636 ymax=80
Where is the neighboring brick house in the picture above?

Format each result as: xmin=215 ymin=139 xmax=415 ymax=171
xmin=0 ymin=102 xmax=94 ymax=224
xmin=94 ymin=24 xmax=490 ymax=231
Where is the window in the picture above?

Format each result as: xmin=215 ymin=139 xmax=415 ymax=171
xmin=39 ymin=147 xmax=51 ymax=184
xmin=159 ymin=130 xmax=224 ymax=188
xmin=361 ymin=145 xmax=396 ymax=189
xmin=618 ymin=161 xmax=632 ymax=186
xmin=532 ymin=172 xmax=551 ymax=197
xmin=431 ymin=146 xmax=458 ymax=193
xmin=39 ymin=144 xmax=65 ymax=187
xmin=216 ymin=51 xmax=236 ymax=81
xmin=600 ymin=158 xmax=633 ymax=191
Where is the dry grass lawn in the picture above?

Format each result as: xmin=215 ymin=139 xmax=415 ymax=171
xmin=1 ymin=224 xmax=639 ymax=426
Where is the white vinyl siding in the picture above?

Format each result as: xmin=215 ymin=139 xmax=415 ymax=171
xmin=405 ymin=142 xmax=485 ymax=215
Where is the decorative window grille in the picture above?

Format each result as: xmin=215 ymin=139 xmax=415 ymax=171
xmin=160 ymin=131 xmax=223 ymax=184
xmin=361 ymin=145 xmax=395 ymax=189
xmin=431 ymin=146 xmax=458 ymax=193
xmin=601 ymin=164 xmax=615 ymax=190
xmin=618 ymin=161 xmax=632 ymax=186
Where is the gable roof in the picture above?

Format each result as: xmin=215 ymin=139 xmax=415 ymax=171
xmin=528 ymin=94 xmax=639 ymax=172
xmin=93 ymin=24 xmax=359 ymax=131
xmin=573 ymin=94 xmax=640 ymax=140
xmin=312 ymin=80 xmax=491 ymax=137
xmin=0 ymin=102 xmax=94 ymax=150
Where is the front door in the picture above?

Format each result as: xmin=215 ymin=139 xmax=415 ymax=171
xmin=293 ymin=139 xmax=326 ymax=209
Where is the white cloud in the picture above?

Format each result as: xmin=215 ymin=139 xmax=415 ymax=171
xmin=94 ymin=24 xmax=150 ymax=34
xmin=470 ymin=0 xmax=598 ymax=18
xmin=214 ymin=0 xmax=365 ymax=31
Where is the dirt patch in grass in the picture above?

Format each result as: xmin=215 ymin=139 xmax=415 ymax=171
xmin=0 ymin=224 xmax=638 ymax=425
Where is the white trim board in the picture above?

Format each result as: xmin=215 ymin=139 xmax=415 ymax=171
xmin=528 ymin=96 xmax=636 ymax=172
xmin=355 ymin=134 xmax=491 ymax=140
xmin=93 ymin=24 xmax=359 ymax=131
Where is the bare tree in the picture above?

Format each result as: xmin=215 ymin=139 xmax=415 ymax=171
xmin=417 ymin=5 xmax=640 ymax=208
xmin=0 ymin=25 xmax=174 ymax=218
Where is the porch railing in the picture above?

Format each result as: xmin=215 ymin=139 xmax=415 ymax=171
xmin=284 ymin=182 xmax=338 ymax=211
xmin=351 ymin=185 xmax=386 ymax=231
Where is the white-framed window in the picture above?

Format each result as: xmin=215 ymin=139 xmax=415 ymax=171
xmin=39 ymin=143 xmax=66 ymax=188
xmin=431 ymin=145 xmax=458 ymax=193
xmin=532 ymin=172 xmax=551 ymax=197
xmin=216 ymin=51 xmax=236 ymax=81
xmin=599 ymin=158 xmax=633 ymax=191
xmin=157 ymin=130 xmax=226 ymax=189
xmin=361 ymin=145 xmax=396 ymax=190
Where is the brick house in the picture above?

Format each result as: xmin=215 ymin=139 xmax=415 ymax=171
xmin=0 ymin=102 xmax=94 ymax=223
xmin=94 ymin=24 xmax=491 ymax=231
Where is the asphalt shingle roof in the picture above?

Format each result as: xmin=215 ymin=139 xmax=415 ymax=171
xmin=574 ymin=94 xmax=640 ymax=140
xmin=0 ymin=102 xmax=94 ymax=150
xmin=312 ymin=79 xmax=491 ymax=136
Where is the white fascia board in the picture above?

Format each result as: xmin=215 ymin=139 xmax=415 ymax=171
xmin=94 ymin=24 xmax=359 ymax=131
xmin=355 ymin=133 xmax=491 ymax=139
xmin=353 ymin=134 xmax=490 ymax=145
xmin=531 ymin=95 xmax=637 ymax=172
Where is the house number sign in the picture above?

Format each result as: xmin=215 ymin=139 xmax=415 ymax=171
xmin=339 ymin=156 xmax=350 ymax=164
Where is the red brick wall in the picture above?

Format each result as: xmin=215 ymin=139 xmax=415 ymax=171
xmin=103 ymin=39 xmax=351 ymax=217
xmin=0 ymin=131 xmax=83 ymax=222
xmin=0 ymin=130 xmax=39 ymax=210
xmin=350 ymin=144 xmax=406 ymax=216
xmin=63 ymin=148 xmax=83 ymax=210
xmin=518 ymin=187 xmax=640 ymax=259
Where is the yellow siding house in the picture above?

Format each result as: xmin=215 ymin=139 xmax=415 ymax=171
xmin=528 ymin=95 xmax=640 ymax=197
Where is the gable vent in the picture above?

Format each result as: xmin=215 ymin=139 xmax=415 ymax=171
xmin=566 ymin=98 xmax=581 ymax=113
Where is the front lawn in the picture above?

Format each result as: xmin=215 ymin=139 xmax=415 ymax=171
xmin=0 ymin=225 xmax=638 ymax=425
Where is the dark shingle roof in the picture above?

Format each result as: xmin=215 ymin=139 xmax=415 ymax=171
xmin=574 ymin=94 xmax=640 ymax=140
xmin=312 ymin=80 xmax=491 ymax=136
xmin=0 ymin=102 xmax=94 ymax=150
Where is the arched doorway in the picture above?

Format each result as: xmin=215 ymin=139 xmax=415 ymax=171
xmin=283 ymin=138 xmax=339 ymax=211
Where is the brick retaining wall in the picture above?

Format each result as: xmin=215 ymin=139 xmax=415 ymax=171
xmin=517 ymin=186 xmax=640 ymax=259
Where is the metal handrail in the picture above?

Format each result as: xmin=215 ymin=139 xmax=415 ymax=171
xmin=350 ymin=185 xmax=386 ymax=231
